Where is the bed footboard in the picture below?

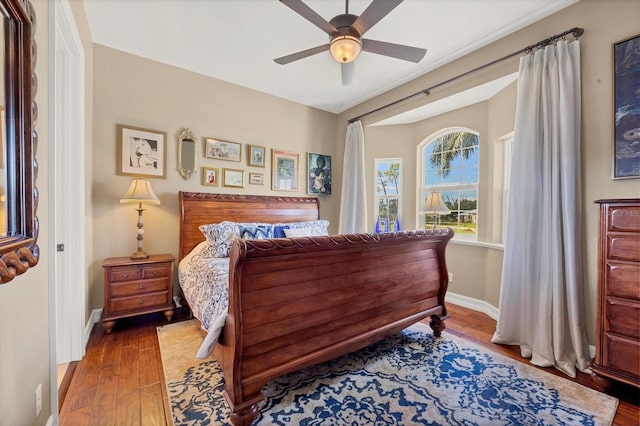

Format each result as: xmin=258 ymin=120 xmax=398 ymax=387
xmin=219 ymin=229 xmax=453 ymax=425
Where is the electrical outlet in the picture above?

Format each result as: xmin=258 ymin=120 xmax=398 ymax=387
xmin=448 ymin=272 xmax=453 ymax=283
xmin=35 ymin=383 xmax=42 ymax=416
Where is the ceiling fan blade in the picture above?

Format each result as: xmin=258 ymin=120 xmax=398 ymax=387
xmin=279 ymin=0 xmax=338 ymax=35
xmin=352 ymin=0 xmax=403 ymax=35
xmin=341 ymin=62 xmax=355 ymax=86
xmin=274 ymin=44 xmax=330 ymax=65
xmin=362 ymin=38 xmax=426 ymax=63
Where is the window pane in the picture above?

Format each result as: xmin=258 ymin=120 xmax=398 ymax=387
xmin=426 ymin=171 xmax=441 ymax=186
xmin=442 ymin=168 xmax=461 ymax=186
xmin=460 ymin=147 xmax=479 ymax=168
xmin=461 ymin=166 xmax=478 ymax=184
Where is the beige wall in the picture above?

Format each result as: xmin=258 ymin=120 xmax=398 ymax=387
xmin=0 ymin=0 xmax=50 ymax=424
xmin=91 ymin=46 xmax=338 ymax=310
xmin=338 ymin=0 xmax=640 ymax=343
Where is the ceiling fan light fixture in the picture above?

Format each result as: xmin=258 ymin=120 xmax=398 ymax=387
xmin=330 ymin=35 xmax=361 ymax=63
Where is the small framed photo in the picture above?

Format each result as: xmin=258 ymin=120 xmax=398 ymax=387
xmin=223 ymin=168 xmax=244 ymax=188
xmin=248 ymin=144 xmax=266 ymax=167
xmin=272 ymin=149 xmax=299 ymax=191
xmin=202 ymin=167 xmax=219 ymax=187
xmin=613 ymin=34 xmax=640 ymax=179
xmin=117 ymin=124 xmax=167 ymax=178
xmin=248 ymin=172 xmax=264 ymax=185
xmin=204 ymin=137 xmax=241 ymax=162
xmin=307 ymin=153 xmax=332 ymax=194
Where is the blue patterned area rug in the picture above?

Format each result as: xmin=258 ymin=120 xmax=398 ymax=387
xmin=157 ymin=320 xmax=617 ymax=425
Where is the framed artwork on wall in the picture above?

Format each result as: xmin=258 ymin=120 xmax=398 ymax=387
xmin=202 ymin=167 xmax=219 ymax=186
xmin=249 ymin=172 xmax=264 ymax=185
xmin=272 ymin=149 xmax=299 ymax=191
xmin=613 ymin=34 xmax=640 ymax=179
xmin=307 ymin=152 xmax=331 ymax=194
xmin=117 ymin=124 xmax=167 ymax=178
xmin=248 ymin=144 xmax=266 ymax=167
xmin=223 ymin=168 xmax=244 ymax=188
xmin=204 ymin=137 xmax=241 ymax=162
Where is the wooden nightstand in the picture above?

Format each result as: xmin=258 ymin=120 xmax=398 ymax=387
xmin=101 ymin=254 xmax=175 ymax=333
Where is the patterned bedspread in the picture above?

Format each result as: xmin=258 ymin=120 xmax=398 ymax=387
xmin=178 ymin=241 xmax=229 ymax=358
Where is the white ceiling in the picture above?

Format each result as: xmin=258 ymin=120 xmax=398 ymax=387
xmin=83 ymin=0 xmax=578 ymax=114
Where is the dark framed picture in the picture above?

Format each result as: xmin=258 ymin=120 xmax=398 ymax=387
xmin=204 ymin=137 xmax=241 ymax=162
xmin=613 ymin=34 xmax=640 ymax=179
xmin=248 ymin=144 xmax=266 ymax=167
xmin=222 ymin=168 xmax=244 ymax=188
xmin=307 ymin=152 xmax=331 ymax=194
xmin=202 ymin=167 xmax=219 ymax=187
xmin=117 ymin=124 xmax=167 ymax=178
xmin=272 ymin=149 xmax=299 ymax=191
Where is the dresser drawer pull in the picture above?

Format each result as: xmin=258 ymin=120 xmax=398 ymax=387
xmin=138 ymin=285 xmax=144 ymax=290
xmin=123 ymin=273 xmax=129 ymax=278
xmin=153 ymin=271 xmax=158 ymax=276
xmin=138 ymin=300 xmax=144 ymax=305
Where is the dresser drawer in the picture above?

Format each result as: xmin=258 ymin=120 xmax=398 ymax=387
xmin=110 ymin=278 xmax=168 ymax=298
xmin=603 ymin=333 xmax=640 ymax=379
xmin=142 ymin=263 xmax=171 ymax=279
xmin=608 ymin=205 xmax=640 ymax=232
xmin=606 ymin=297 xmax=640 ymax=339
xmin=108 ymin=266 xmax=142 ymax=282
xmin=110 ymin=292 xmax=170 ymax=313
xmin=608 ymin=234 xmax=640 ymax=262
xmin=607 ymin=262 xmax=640 ymax=300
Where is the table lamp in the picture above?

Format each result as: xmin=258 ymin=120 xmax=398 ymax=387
xmin=120 ymin=178 xmax=160 ymax=259
xmin=424 ymin=191 xmax=450 ymax=229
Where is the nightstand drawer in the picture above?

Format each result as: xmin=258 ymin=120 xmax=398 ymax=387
xmin=108 ymin=266 xmax=141 ymax=282
xmin=110 ymin=292 xmax=169 ymax=313
xmin=142 ymin=263 xmax=171 ymax=279
xmin=110 ymin=278 xmax=168 ymax=298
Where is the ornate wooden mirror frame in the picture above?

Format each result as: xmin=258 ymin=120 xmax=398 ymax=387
xmin=0 ymin=0 xmax=38 ymax=283
xmin=177 ymin=128 xmax=197 ymax=180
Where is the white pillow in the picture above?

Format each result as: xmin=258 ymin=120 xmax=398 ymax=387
xmin=283 ymin=227 xmax=325 ymax=237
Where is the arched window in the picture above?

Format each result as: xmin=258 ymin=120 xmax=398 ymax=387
xmin=418 ymin=128 xmax=479 ymax=240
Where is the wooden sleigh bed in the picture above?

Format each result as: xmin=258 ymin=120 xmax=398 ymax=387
xmin=178 ymin=191 xmax=453 ymax=425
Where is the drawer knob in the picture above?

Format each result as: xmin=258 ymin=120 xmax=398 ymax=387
xmin=153 ymin=271 xmax=158 ymax=276
xmin=123 ymin=273 xmax=129 ymax=278
xmin=138 ymin=300 xmax=144 ymax=305
xmin=138 ymin=285 xmax=144 ymax=290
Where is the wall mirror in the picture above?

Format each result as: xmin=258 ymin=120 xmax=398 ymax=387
xmin=0 ymin=0 xmax=38 ymax=284
xmin=177 ymin=128 xmax=196 ymax=180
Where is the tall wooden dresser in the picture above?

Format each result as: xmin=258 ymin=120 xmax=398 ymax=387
xmin=592 ymin=199 xmax=640 ymax=390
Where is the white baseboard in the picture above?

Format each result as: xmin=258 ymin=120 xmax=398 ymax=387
xmin=84 ymin=309 xmax=102 ymax=348
xmin=447 ymin=293 xmax=596 ymax=358
xmin=447 ymin=292 xmax=499 ymax=320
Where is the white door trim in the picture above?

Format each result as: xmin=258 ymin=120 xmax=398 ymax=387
xmin=48 ymin=0 xmax=86 ymax=419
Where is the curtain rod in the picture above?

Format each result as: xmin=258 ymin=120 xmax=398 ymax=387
xmin=348 ymin=27 xmax=584 ymax=124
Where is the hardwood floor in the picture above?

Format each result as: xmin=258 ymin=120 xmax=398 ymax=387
xmin=59 ymin=304 xmax=639 ymax=425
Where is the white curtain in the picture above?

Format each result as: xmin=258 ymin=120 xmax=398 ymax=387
xmin=492 ymin=40 xmax=591 ymax=377
xmin=339 ymin=121 xmax=367 ymax=233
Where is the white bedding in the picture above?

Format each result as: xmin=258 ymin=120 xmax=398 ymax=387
xmin=178 ymin=241 xmax=229 ymax=358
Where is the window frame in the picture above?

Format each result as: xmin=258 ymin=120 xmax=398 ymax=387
xmin=373 ymin=157 xmax=403 ymax=232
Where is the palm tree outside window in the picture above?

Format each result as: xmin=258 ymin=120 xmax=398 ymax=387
xmin=419 ymin=129 xmax=479 ymax=240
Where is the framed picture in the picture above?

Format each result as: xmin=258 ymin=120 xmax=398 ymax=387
xmin=223 ymin=168 xmax=244 ymax=188
xmin=271 ymin=149 xmax=299 ymax=191
xmin=248 ymin=144 xmax=266 ymax=167
xmin=613 ymin=34 xmax=640 ymax=179
xmin=307 ymin=153 xmax=332 ymax=194
xmin=248 ymin=172 xmax=264 ymax=185
xmin=204 ymin=137 xmax=241 ymax=162
xmin=117 ymin=124 xmax=167 ymax=178
xmin=202 ymin=167 xmax=219 ymax=187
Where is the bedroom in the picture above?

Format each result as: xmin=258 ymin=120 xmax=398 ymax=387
xmin=0 ymin=0 xmax=638 ymax=424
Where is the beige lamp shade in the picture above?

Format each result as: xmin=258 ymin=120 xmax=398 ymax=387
xmin=120 ymin=178 xmax=160 ymax=205
xmin=424 ymin=191 xmax=450 ymax=214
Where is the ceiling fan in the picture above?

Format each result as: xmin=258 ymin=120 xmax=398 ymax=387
xmin=274 ymin=0 xmax=427 ymax=86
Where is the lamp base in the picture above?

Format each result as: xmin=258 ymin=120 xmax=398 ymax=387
xmin=130 ymin=250 xmax=149 ymax=260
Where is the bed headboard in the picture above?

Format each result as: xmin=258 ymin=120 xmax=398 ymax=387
xmin=178 ymin=192 xmax=320 ymax=260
